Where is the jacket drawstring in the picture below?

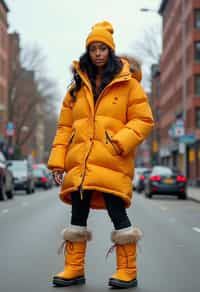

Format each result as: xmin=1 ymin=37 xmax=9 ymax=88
xmin=80 ymin=188 xmax=84 ymax=200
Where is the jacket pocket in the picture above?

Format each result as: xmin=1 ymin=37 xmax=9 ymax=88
xmin=105 ymin=130 xmax=121 ymax=156
xmin=68 ymin=130 xmax=75 ymax=146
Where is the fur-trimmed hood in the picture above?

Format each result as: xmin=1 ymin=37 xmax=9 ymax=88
xmin=120 ymin=55 xmax=142 ymax=82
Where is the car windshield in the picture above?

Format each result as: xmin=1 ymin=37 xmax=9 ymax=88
xmin=135 ymin=168 xmax=149 ymax=174
xmin=9 ymin=161 xmax=27 ymax=171
xmin=143 ymin=170 xmax=151 ymax=177
xmin=33 ymin=168 xmax=45 ymax=177
xmin=152 ymin=166 xmax=173 ymax=176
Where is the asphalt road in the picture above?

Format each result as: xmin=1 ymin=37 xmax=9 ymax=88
xmin=0 ymin=188 xmax=200 ymax=292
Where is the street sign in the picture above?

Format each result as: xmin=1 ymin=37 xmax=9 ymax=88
xmin=168 ymin=118 xmax=185 ymax=138
xmin=179 ymin=135 xmax=196 ymax=144
xmin=6 ymin=122 xmax=14 ymax=130
xmin=5 ymin=122 xmax=14 ymax=137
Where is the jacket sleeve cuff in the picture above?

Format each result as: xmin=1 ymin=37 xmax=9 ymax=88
xmin=47 ymin=146 xmax=66 ymax=171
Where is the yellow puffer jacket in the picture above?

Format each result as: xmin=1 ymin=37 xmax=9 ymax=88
xmin=48 ymin=60 xmax=154 ymax=209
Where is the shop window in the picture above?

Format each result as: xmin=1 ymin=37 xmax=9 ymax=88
xmin=196 ymin=108 xmax=200 ymax=128
xmin=195 ymin=75 xmax=200 ymax=95
xmin=194 ymin=9 xmax=200 ymax=28
xmin=195 ymin=41 xmax=200 ymax=61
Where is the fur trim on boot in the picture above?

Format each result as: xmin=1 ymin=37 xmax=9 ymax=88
xmin=58 ymin=228 xmax=92 ymax=255
xmin=61 ymin=228 xmax=92 ymax=242
xmin=111 ymin=227 xmax=143 ymax=245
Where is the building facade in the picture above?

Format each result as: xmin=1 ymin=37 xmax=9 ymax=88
xmin=159 ymin=0 xmax=200 ymax=185
xmin=0 ymin=0 xmax=9 ymax=147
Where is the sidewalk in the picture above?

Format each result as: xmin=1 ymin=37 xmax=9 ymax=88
xmin=188 ymin=186 xmax=200 ymax=202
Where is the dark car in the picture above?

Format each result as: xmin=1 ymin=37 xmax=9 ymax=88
xmin=33 ymin=164 xmax=53 ymax=189
xmin=144 ymin=165 xmax=187 ymax=199
xmin=8 ymin=160 xmax=35 ymax=194
xmin=132 ymin=167 xmax=150 ymax=191
xmin=0 ymin=151 xmax=15 ymax=200
xmin=135 ymin=169 xmax=151 ymax=193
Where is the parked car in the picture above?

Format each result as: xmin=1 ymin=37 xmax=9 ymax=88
xmin=8 ymin=160 xmax=35 ymax=194
xmin=0 ymin=151 xmax=15 ymax=200
xmin=135 ymin=169 xmax=151 ymax=193
xmin=133 ymin=167 xmax=151 ymax=191
xmin=144 ymin=165 xmax=187 ymax=199
xmin=33 ymin=164 xmax=53 ymax=189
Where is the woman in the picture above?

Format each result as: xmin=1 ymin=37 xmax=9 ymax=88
xmin=48 ymin=21 xmax=154 ymax=288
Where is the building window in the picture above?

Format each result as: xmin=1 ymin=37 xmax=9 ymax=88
xmin=195 ymin=41 xmax=200 ymax=61
xmin=196 ymin=108 xmax=200 ymax=128
xmin=194 ymin=9 xmax=200 ymax=28
xmin=195 ymin=75 xmax=200 ymax=95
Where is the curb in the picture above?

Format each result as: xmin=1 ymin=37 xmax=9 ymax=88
xmin=188 ymin=196 xmax=200 ymax=203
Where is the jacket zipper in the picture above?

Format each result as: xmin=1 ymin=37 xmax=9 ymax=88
xmin=78 ymin=73 xmax=130 ymax=198
xmin=79 ymin=140 xmax=94 ymax=200
xmin=68 ymin=131 xmax=75 ymax=145
xmin=79 ymin=87 xmax=108 ymax=199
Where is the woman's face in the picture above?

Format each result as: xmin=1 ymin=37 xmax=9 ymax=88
xmin=88 ymin=42 xmax=109 ymax=68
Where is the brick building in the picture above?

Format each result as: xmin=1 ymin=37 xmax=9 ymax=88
xmin=159 ymin=0 xmax=200 ymax=185
xmin=7 ymin=33 xmax=44 ymax=161
xmin=0 ymin=0 xmax=9 ymax=146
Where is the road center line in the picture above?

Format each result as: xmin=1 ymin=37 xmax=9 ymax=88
xmin=21 ymin=202 xmax=29 ymax=207
xmin=160 ymin=206 xmax=168 ymax=211
xmin=192 ymin=227 xmax=200 ymax=233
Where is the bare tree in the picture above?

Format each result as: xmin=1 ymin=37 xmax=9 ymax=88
xmin=131 ymin=24 xmax=162 ymax=90
xmin=7 ymin=41 xmax=59 ymax=158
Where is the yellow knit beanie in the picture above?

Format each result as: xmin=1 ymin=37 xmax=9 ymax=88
xmin=86 ymin=21 xmax=115 ymax=51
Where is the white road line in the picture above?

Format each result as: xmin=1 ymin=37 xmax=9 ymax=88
xmin=192 ymin=227 xmax=200 ymax=233
xmin=168 ymin=217 xmax=176 ymax=223
xmin=2 ymin=209 xmax=9 ymax=214
xmin=21 ymin=202 xmax=29 ymax=207
xmin=160 ymin=206 xmax=168 ymax=211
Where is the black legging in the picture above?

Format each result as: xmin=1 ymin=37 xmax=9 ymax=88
xmin=71 ymin=190 xmax=131 ymax=230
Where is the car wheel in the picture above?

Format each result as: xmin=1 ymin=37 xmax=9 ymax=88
xmin=6 ymin=187 xmax=14 ymax=199
xmin=178 ymin=193 xmax=187 ymax=200
xmin=0 ymin=183 xmax=7 ymax=201
xmin=145 ymin=186 xmax=152 ymax=198
xmin=26 ymin=187 xmax=32 ymax=194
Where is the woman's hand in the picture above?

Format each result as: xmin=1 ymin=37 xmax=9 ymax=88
xmin=52 ymin=170 xmax=64 ymax=185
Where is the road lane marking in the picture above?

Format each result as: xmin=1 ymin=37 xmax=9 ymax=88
xmin=2 ymin=209 xmax=9 ymax=214
xmin=160 ymin=206 xmax=168 ymax=211
xmin=21 ymin=202 xmax=29 ymax=207
xmin=192 ymin=227 xmax=200 ymax=233
xmin=168 ymin=217 xmax=176 ymax=223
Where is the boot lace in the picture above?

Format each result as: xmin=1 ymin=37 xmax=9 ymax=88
xmin=105 ymin=242 xmax=142 ymax=259
xmin=58 ymin=240 xmax=66 ymax=255
xmin=105 ymin=244 xmax=116 ymax=259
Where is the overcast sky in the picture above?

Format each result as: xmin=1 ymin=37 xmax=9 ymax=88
xmin=6 ymin=0 xmax=162 ymax=101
